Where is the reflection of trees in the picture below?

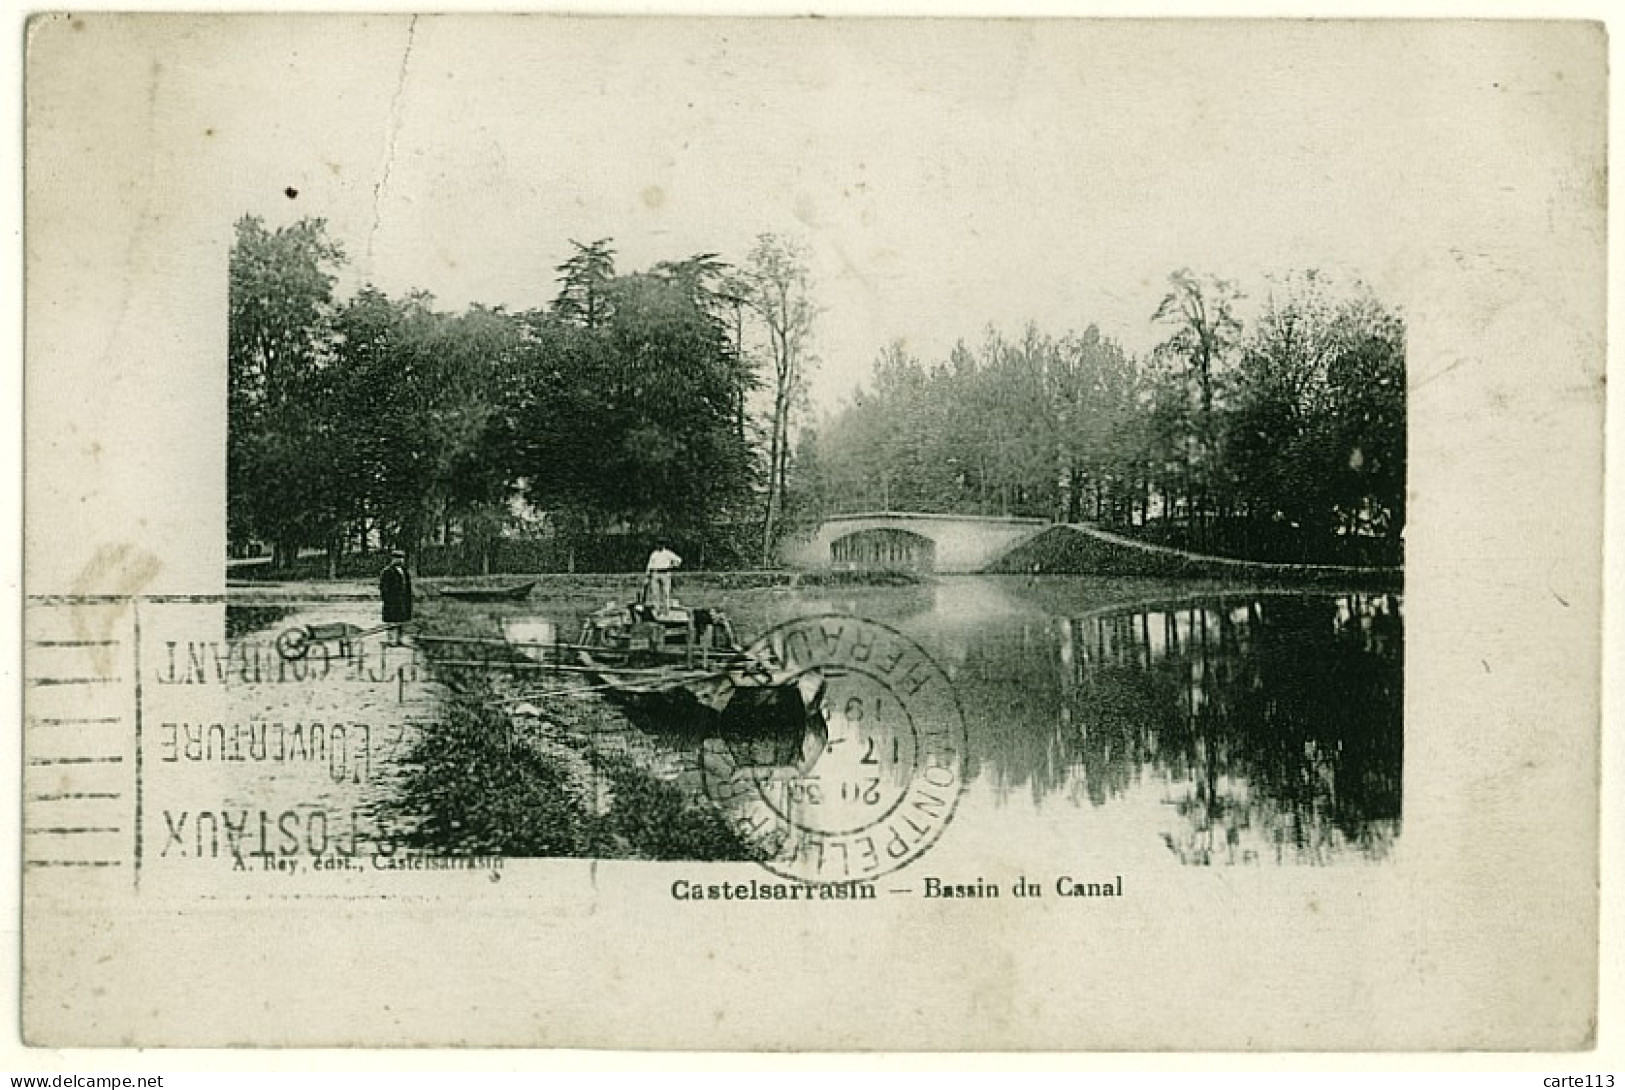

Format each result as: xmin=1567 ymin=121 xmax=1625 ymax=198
xmin=1187 ymin=594 xmax=1403 ymax=863
xmin=961 ymin=591 xmax=1403 ymax=864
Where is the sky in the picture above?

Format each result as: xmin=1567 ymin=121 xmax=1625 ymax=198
xmin=41 ymin=14 xmax=1590 ymax=421
xmin=168 ymin=15 xmax=1503 ymax=415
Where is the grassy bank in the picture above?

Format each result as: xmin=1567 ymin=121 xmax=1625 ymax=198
xmin=991 ymin=524 xmax=1403 ymax=591
xmin=384 ymin=596 xmax=755 ymax=861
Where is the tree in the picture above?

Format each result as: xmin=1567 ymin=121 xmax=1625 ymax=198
xmin=419 ymin=304 xmax=527 ymax=574
xmin=227 ymin=215 xmax=345 ymax=563
xmin=1321 ymin=292 xmax=1406 ymax=551
xmin=603 ymin=272 xmax=754 ymax=535
xmin=1227 ymin=273 xmax=1406 ymax=560
xmin=552 ymin=238 xmax=617 ymax=329
xmin=737 ymin=234 xmax=818 ymax=564
xmin=808 ymin=324 xmax=1145 ymax=526
xmin=1049 ymin=325 xmax=1138 ymax=523
xmin=655 ymin=253 xmax=760 ymax=452
xmin=512 ymin=265 xmax=755 ymax=566
xmin=1152 ymin=269 xmax=1243 ymax=417
xmin=327 ymin=287 xmax=441 ymax=561
xmin=1151 ymin=270 xmax=1244 ymax=535
xmin=781 ymin=425 xmax=826 ymax=533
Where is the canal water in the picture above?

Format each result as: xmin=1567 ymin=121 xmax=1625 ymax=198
xmin=721 ymin=576 xmax=1402 ymax=870
xmin=217 ymin=574 xmax=1403 ymax=873
xmin=524 ymin=574 xmax=1405 ymax=870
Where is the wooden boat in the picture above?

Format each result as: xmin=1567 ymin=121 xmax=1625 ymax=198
xmin=440 ymin=581 xmax=537 ymax=603
xmin=569 ymin=599 xmax=828 ymax=767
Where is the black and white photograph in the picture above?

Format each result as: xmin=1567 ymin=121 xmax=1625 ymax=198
xmin=211 ymin=17 xmax=1406 ymax=877
xmin=19 ymin=13 xmax=1607 ymax=1054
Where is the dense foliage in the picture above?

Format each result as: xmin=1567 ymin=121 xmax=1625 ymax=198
xmin=228 ymin=221 xmax=801 ymax=573
xmin=230 ymin=217 xmax=1404 ymax=572
xmin=807 ymin=270 xmax=1406 ymax=565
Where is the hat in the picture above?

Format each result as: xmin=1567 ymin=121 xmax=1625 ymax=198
xmin=390 ymin=549 xmax=406 ymax=559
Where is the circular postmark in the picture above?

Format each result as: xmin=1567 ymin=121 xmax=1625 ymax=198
xmin=700 ymin=613 xmax=968 ymax=884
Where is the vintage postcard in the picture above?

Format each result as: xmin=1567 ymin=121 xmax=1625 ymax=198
xmin=21 ymin=15 xmax=1606 ymax=1049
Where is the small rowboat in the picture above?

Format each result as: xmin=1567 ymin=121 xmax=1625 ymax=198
xmin=439 ymin=581 xmax=537 ymax=603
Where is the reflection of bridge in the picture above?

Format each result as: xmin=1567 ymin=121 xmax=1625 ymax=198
xmin=780 ymin=512 xmax=1050 ymax=574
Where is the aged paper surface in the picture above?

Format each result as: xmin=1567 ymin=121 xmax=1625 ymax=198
xmin=20 ymin=15 xmax=1605 ymax=1050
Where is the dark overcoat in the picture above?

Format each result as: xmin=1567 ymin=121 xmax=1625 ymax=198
xmin=380 ymin=563 xmax=413 ymax=623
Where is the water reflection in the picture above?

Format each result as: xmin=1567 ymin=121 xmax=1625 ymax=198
xmin=958 ymin=590 xmax=1403 ymax=865
xmin=421 ymin=581 xmax=1404 ymax=867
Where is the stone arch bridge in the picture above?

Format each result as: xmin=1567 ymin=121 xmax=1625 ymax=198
xmin=780 ymin=512 xmax=1050 ymax=574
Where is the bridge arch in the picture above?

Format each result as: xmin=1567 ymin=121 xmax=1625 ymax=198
xmin=781 ymin=511 xmax=1049 ymax=573
xmin=829 ymin=527 xmax=937 ymax=572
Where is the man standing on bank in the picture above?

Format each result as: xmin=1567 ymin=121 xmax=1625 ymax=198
xmin=645 ymin=541 xmax=682 ymax=614
xmin=380 ymin=549 xmax=413 ymax=644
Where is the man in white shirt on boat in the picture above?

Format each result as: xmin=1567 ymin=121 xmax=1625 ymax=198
xmin=645 ymin=542 xmax=682 ymax=613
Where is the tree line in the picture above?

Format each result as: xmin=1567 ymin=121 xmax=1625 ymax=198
xmin=231 ymin=216 xmax=1404 ymax=574
xmin=802 ymin=270 xmax=1405 ymax=565
xmin=228 ymin=217 xmax=815 ymax=574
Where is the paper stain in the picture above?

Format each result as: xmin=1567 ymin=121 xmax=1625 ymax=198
xmin=68 ymin=544 xmax=163 ymax=676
